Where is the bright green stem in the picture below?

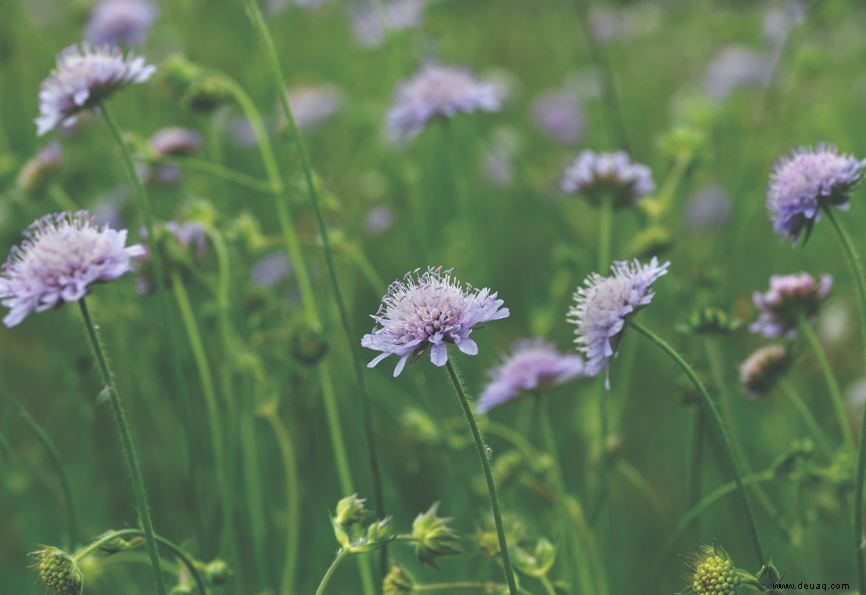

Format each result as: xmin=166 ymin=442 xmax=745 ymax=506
xmin=779 ymin=381 xmax=834 ymax=458
xmin=166 ymin=157 xmax=278 ymax=194
xmin=243 ymin=0 xmax=387 ymax=560
xmin=629 ymin=319 xmax=766 ymax=567
xmin=797 ymin=315 xmax=853 ymax=448
xmin=18 ymin=405 xmax=77 ymax=548
xmin=171 ymin=271 xmax=233 ymax=550
xmin=261 ymin=405 xmax=301 ymax=595
xmin=78 ymin=299 xmax=167 ymax=595
xmin=688 ymin=407 xmax=703 ymax=537
xmin=824 ymin=206 xmax=866 ymax=593
xmin=415 ymin=582 xmax=504 ymax=592
xmin=539 ymin=576 xmax=558 ymax=595
xmin=314 ymin=548 xmax=350 ymax=595
xmin=445 ymin=360 xmax=519 ymax=595
xmin=73 ymin=528 xmax=207 ymax=594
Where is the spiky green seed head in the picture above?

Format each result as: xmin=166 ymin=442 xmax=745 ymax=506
xmin=689 ymin=546 xmax=740 ymax=595
xmin=334 ymin=494 xmax=370 ymax=527
xmin=411 ymin=502 xmax=460 ymax=568
xmin=32 ymin=547 xmax=83 ymax=595
xmin=383 ymin=564 xmax=413 ymax=595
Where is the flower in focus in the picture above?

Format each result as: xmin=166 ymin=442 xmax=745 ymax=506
xmin=361 ymin=267 xmax=509 ymax=376
xmin=0 ymin=211 xmax=144 ymax=327
xmin=32 ymin=547 xmax=83 ymax=595
xmin=477 ymin=339 xmax=585 ymax=413
xmin=530 ymin=87 xmax=585 ymax=144
xmin=351 ymin=0 xmax=425 ymax=49
xmin=386 ymin=64 xmax=502 ymax=141
xmin=36 ymin=44 xmax=156 ymax=136
xmin=16 ymin=142 xmax=62 ymax=195
xmin=750 ymin=272 xmax=832 ymax=338
xmin=767 ymin=144 xmax=865 ymax=242
xmin=411 ymin=502 xmax=460 ymax=568
xmin=560 ymin=150 xmax=654 ymax=208
xmin=739 ymin=344 xmax=792 ymax=397
xmin=686 ymin=545 xmax=741 ymax=595
xmin=568 ymin=257 xmax=669 ymax=386
xmin=85 ymin=0 xmax=158 ymax=47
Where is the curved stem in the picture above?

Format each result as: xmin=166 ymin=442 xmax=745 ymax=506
xmin=17 ymin=405 xmax=76 ymax=548
xmin=616 ymin=459 xmax=663 ymax=515
xmin=824 ymin=206 xmax=866 ymax=593
xmin=629 ymin=319 xmax=766 ymax=568
xmin=778 ymin=381 xmax=833 ymax=458
xmin=415 ymin=582 xmax=503 ymax=592
xmin=314 ymin=549 xmax=350 ymax=595
xmin=166 ymin=157 xmax=278 ymax=194
xmin=797 ymin=315 xmax=853 ymax=447
xmin=688 ymin=407 xmax=704 ymax=538
xmin=78 ymin=299 xmax=167 ymax=595
xmin=241 ymin=0 xmax=387 ymax=571
xmin=445 ymin=359 xmax=519 ymax=595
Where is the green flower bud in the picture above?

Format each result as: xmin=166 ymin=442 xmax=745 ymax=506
xmin=411 ymin=502 xmax=460 ymax=568
xmin=687 ymin=545 xmax=741 ymax=595
xmin=357 ymin=517 xmax=394 ymax=552
xmin=334 ymin=494 xmax=369 ymax=527
xmin=513 ymin=537 xmax=557 ymax=578
xmin=678 ymin=307 xmax=741 ymax=335
xmin=383 ymin=564 xmax=414 ymax=595
xmin=162 ymin=55 xmax=230 ymax=113
xmin=32 ymin=547 xmax=83 ymax=595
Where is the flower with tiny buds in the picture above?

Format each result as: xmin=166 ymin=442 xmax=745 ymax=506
xmin=32 ymin=547 xmax=83 ymax=595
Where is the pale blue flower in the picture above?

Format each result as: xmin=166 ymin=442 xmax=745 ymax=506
xmin=750 ymin=272 xmax=832 ymax=339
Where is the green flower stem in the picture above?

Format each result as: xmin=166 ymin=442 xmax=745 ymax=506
xmin=797 ymin=315 xmax=853 ymax=447
xmin=239 ymin=409 xmax=268 ymax=588
xmin=539 ymin=576 xmax=558 ymax=595
xmin=260 ymin=402 xmax=301 ymax=595
xmin=414 ymin=582 xmax=504 ymax=592
xmin=445 ymin=359 xmax=519 ymax=595
xmin=629 ymin=319 xmax=766 ymax=568
xmin=779 ymin=381 xmax=833 ymax=458
xmin=242 ymin=1 xmax=387 ymax=565
xmin=165 ymin=157 xmax=278 ymax=194
xmin=616 ymin=459 xmax=663 ymax=515
xmin=17 ymin=404 xmax=77 ymax=548
xmin=314 ymin=548 xmax=350 ymax=595
xmin=78 ymin=299 xmax=167 ymax=595
xmin=688 ymin=407 xmax=704 ymax=537
xmin=48 ymin=185 xmax=78 ymax=212
xmin=74 ymin=528 xmax=208 ymax=594
xmin=99 ymin=102 xmax=200 ymax=542
xmin=823 ymin=206 xmax=866 ymax=593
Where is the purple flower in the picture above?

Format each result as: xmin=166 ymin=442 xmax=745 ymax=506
xmin=85 ymin=0 xmax=158 ymax=47
xmin=477 ymin=339 xmax=586 ymax=413
xmin=386 ymin=64 xmax=502 ymax=142
xmin=351 ymin=0 xmax=425 ymax=49
xmin=150 ymin=127 xmax=202 ymax=156
xmin=750 ymin=272 xmax=832 ymax=339
xmin=568 ymin=257 xmax=670 ymax=386
xmin=703 ymin=46 xmax=771 ymax=100
xmin=684 ymin=184 xmax=731 ymax=231
xmin=36 ymin=44 xmax=156 ymax=136
xmin=284 ymin=84 xmax=344 ymax=131
xmin=530 ymin=88 xmax=585 ymax=145
xmin=767 ymin=144 xmax=865 ymax=242
xmin=250 ymin=252 xmax=292 ymax=288
xmin=364 ymin=205 xmax=395 ymax=237
xmin=362 ymin=267 xmax=509 ymax=376
xmin=0 ymin=211 xmax=144 ymax=327
xmin=560 ymin=150 xmax=654 ymax=208
xmin=739 ymin=344 xmax=792 ymax=398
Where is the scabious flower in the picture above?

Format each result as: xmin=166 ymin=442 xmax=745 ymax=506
xmin=351 ymin=0 xmax=425 ymax=49
xmin=361 ymin=267 xmax=509 ymax=376
xmin=386 ymin=64 xmax=502 ymax=141
xmin=530 ymin=87 xmax=585 ymax=144
xmin=767 ymin=144 xmax=866 ymax=242
xmin=250 ymin=252 xmax=292 ymax=288
xmin=568 ymin=258 xmax=670 ymax=386
xmin=150 ymin=127 xmax=202 ymax=156
xmin=0 ymin=212 xmax=144 ymax=327
xmin=703 ymin=46 xmax=770 ymax=101
xmin=740 ymin=344 xmax=792 ymax=397
xmin=32 ymin=547 xmax=83 ymax=595
xmin=85 ymin=0 xmax=158 ymax=47
xmin=686 ymin=545 xmax=741 ymax=595
xmin=560 ymin=150 xmax=655 ymax=208
xmin=477 ymin=339 xmax=585 ymax=413
xmin=282 ymin=84 xmax=344 ymax=131
xmin=36 ymin=44 xmax=156 ymax=136
xmin=364 ymin=205 xmax=395 ymax=237
xmin=684 ymin=184 xmax=731 ymax=231
xmin=750 ymin=272 xmax=832 ymax=338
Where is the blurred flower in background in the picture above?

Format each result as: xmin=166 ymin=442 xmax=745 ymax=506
xmin=351 ymin=0 xmax=425 ymax=48
xmin=684 ymin=184 xmax=731 ymax=231
xmin=560 ymin=150 xmax=654 ymax=208
xmin=530 ymin=87 xmax=585 ymax=145
xmin=85 ymin=0 xmax=158 ymax=47
xmin=703 ymin=45 xmax=771 ymax=100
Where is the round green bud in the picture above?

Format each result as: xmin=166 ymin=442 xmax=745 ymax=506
xmin=33 ymin=547 xmax=83 ymax=595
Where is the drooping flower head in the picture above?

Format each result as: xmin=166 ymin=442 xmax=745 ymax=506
xmin=386 ymin=64 xmax=502 ymax=141
xmin=477 ymin=339 xmax=586 ymax=413
xmin=37 ymin=44 xmax=156 ymax=136
xmin=739 ymin=344 xmax=792 ymax=397
xmin=362 ymin=267 xmax=509 ymax=376
xmin=750 ymin=272 xmax=832 ymax=338
xmin=0 ymin=211 xmax=144 ymax=327
xmin=767 ymin=144 xmax=865 ymax=242
xmin=568 ymin=257 xmax=670 ymax=386
xmin=560 ymin=150 xmax=655 ymax=208
xmin=85 ymin=0 xmax=158 ymax=47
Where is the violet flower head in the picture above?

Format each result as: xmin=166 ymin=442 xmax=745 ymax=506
xmin=740 ymin=344 xmax=792 ymax=398
xmin=530 ymin=88 xmax=585 ymax=145
xmin=750 ymin=272 xmax=832 ymax=339
xmin=0 ymin=211 xmax=144 ymax=327
xmin=361 ymin=267 xmax=509 ymax=376
xmin=684 ymin=184 xmax=731 ymax=232
xmin=767 ymin=144 xmax=865 ymax=242
xmin=703 ymin=46 xmax=770 ymax=101
xmin=477 ymin=339 xmax=586 ymax=413
xmin=351 ymin=0 xmax=425 ymax=49
xmin=560 ymin=150 xmax=654 ymax=208
xmin=85 ymin=0 xmax=158 ymax=47
xmin=150 ymin=127 xmax=202 ymax=157
xmin=386 ymin=64 xmax=502 ymax=142
xmin=250 ymin=252 xmax=292 ymax=289
xmin=36 ymin=44 xmax=156 ymax=136
xmin=285 ymin=84 xmax=344 ymax=131
xmin=568 ymin=257 xmax=670 ymax=386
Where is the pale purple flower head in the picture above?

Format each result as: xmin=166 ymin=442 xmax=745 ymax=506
xmin=36 ymin=44 xmax=156 ymax=136
xmin=362 ymin=267 xmax=509 ymax=376
xmin=150 ymin=127 xmax=202 ymax=156
xmin=285 ymin=85 xmax=344 ymax=131
xmin=703 ymin=46 xmax=771 ymax=100
xmin=351 ymin=0 xmax=425 ymax=48
xmin=250 ymin=252 xmax=292 ymax=288
xmin=767 ymin=144 xmax=865 ymax=242
xmin=740 ymin=344 xmax=791 ymax=398
xmin=568 ymin=257 xmax=670 ymax=387
xmin=386 ymin=64 xmax=502 ymax=142
xmin=560 ymin=150 xmax=654 ymax=208
xmin=364 ymin=205 xmax=395 ymax=237
xmin=530 ymin=88 xmax=585 ymax=145
xmin=477 ymin=339 xmax=586 ymax=413
xmin=684 ymin=184 xmax=731 ymax=231
xmin=750 ymin=272 xmax=832 ymax=339
xmin=0 ymin=211 xmax=144 ymax=327
xmin=85 ymin=0 xmax=158 ymax=47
